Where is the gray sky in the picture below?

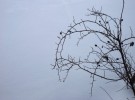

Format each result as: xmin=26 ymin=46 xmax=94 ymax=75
xmin=0 ymin=0 xmax=135 ymax=100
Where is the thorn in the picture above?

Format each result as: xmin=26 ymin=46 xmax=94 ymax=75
xmin=107 ymin=41 xmax=110 ymax=43
xmin=106 ymin=21 xmax=109 ymax=24
xmin=97 ymin=61 xmax=100 ymax=64
xmin=130 ymin=42 xmax=134 ymax=46
xmin=116 ymin=58 xmax=119 ymax=60
xmin=68 ymin=30 xmax=71 ymax=33
xmin=120 ymin=19 xmax=123 ymax=21
xmin=103 ymin=56 xmax=108 ymax=61
xmin=60 ymin=31 xmax=62 ymax=35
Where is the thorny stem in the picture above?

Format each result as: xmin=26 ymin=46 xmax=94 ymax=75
xmin=53 ymin=0 xmax=135 ymax=96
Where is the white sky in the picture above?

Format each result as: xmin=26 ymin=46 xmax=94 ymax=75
xmin=0 ymin=0 xmax=135 ymax=100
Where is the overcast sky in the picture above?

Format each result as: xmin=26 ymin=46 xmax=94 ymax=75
xmin=0 ymin=0 xmax=135 ymax=100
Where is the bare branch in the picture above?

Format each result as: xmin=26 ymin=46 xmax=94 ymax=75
xmin=53 ymin=0 xmax=135 ymax=97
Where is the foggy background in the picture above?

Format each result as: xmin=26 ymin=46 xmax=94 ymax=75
xmin=0 ymin=0 xmax=135 ymax=100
